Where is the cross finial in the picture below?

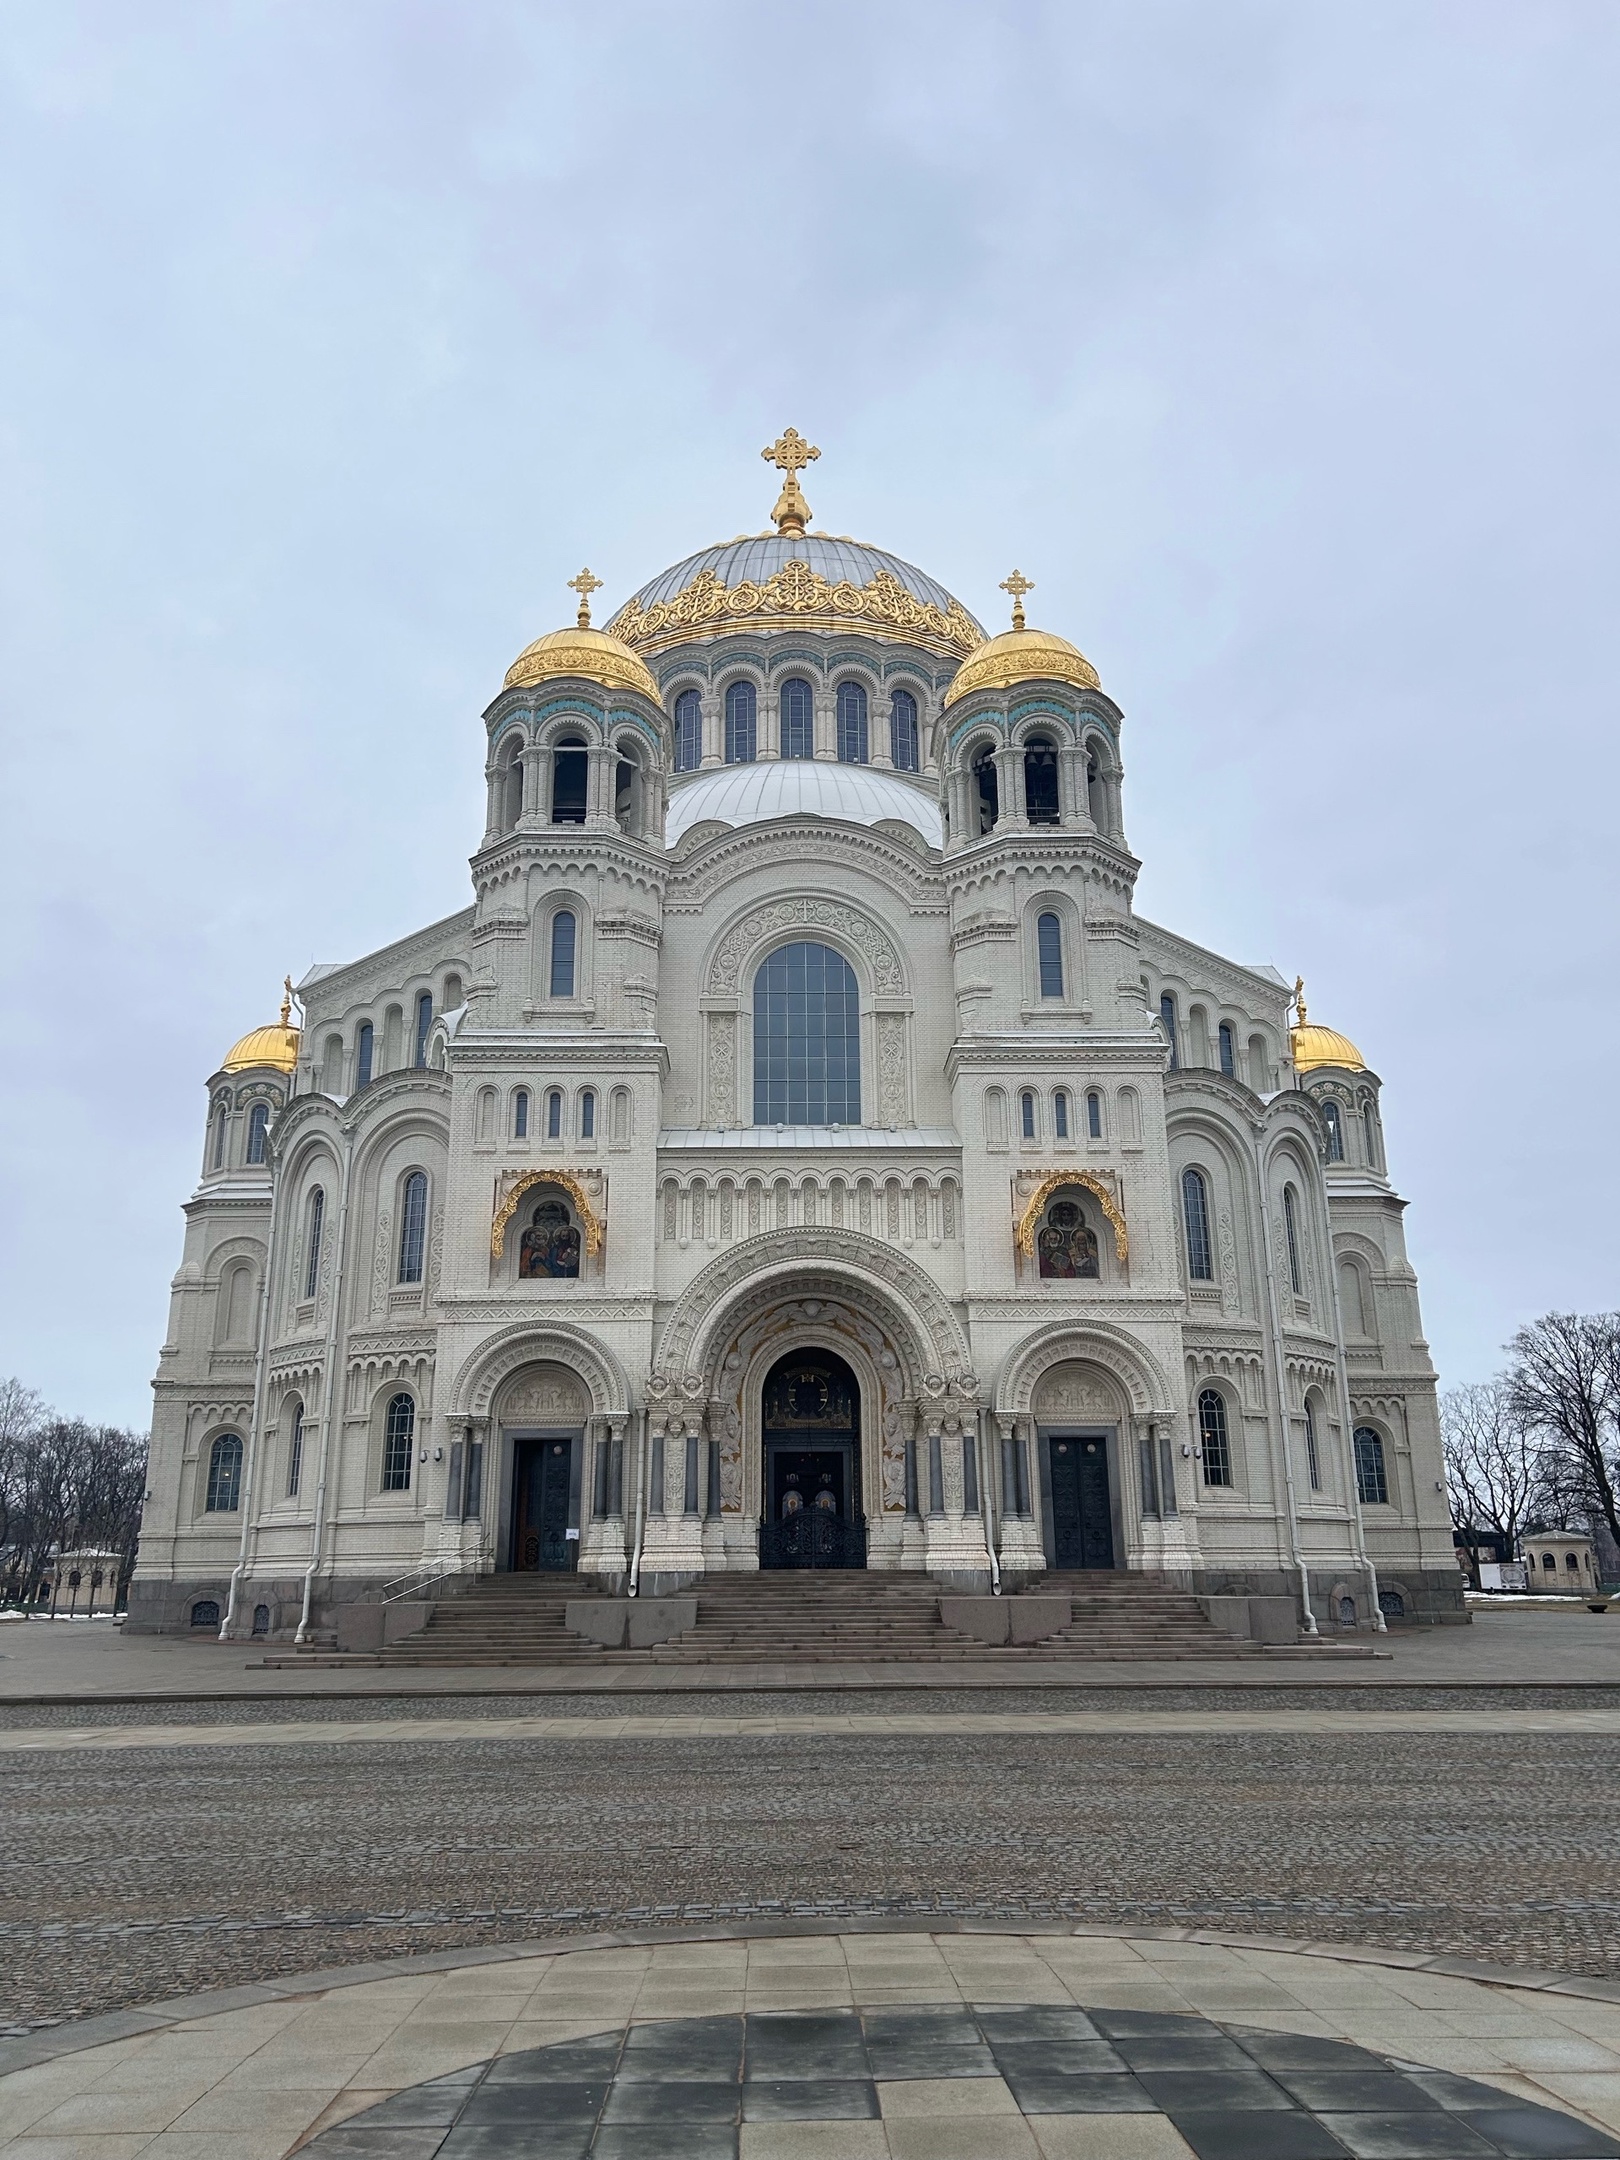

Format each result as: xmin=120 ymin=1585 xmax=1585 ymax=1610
xmin=761 ymin=426 xmax=821 ymax=536
xmin=1294 ymin=975 xmax=1308 ymax=1026
xmin=280 ymin=975 xmax=295 ymax=1029
xmin=1000 ymin=568 xmax=1034 ymax=630
xmin=567 ymin=566 xmax=604 ymax=628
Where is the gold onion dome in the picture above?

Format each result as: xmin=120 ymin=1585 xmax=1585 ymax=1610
xmin=943 ymin=570 xmax=1101 ymax=708
xmin=222 ymin=980 xmax=301 ymax=1074
xmin=504 ymin=568 xmax=660 ymax=702
xmin=1289 ymin=978 xmax=1365 ymax=1073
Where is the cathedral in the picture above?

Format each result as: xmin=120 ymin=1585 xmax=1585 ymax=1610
xmin=130 ymin=434 xmax=1460 ymax=1642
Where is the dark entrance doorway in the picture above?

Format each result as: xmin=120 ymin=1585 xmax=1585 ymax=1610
xmin=1045 ymin=1430 xmax=1116 ymax=1569
xmin=759 ymin=1347 xmax=865 ymax=1569
xmin=510 ymin=1436 xmax=578 ymax=1571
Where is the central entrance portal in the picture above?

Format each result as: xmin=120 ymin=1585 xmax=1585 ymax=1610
xmin=758 ymin=1347 xmax=865 ymax=1569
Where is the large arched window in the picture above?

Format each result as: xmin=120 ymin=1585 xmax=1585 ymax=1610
xmin=890 ymin=688 xmax=919 ymax=771
xmin=398 ymin=1171 xmax=428 ymax=1284
xmin=1354 ymin=1426 xmax=1389 ymax=1505
xmin=1159 ymin=993 xmax=1180 ymax=1070
xmin=303 ymin=1188 xmax=325 ymax=1301
xmin=673 ymin=689 xmax=702 ymax=773
xmin=286 ymin=1400 xmax=304 ymax=1498
xmin=1283 ymin=1184 xmax=1304 ymax=1294
xmin=1037 ymin=913 xmax=1064 ymax=999
xmin=205 ymin=1432 xmax=243 ymax=1512
xmin=1197 ymin=1390 xmax=1232 ymax=1487
xmin=836 ymin=681 xmax=868 ymax=763
xmin=1322 ymin=1099 xmax=1344 ymax=1161
xmin=1024 ymin=735 xmax=1060 ymax=824
xmin=549 ymin=911 xmax=576 ymax=999
xmin=752 ymin=942 xmax=861 ymax=1125
xmin=1218 ymin=1022 xmax=1236 ymax=1078
xmin=551 ymin=735 xmax=588 ymax=822
xmin=971 ymin=745 xmax=998 ymax=833
xmin=382 ymin=1394 xmax=415 ymax=1491
xmin=1181 ymin=1167 xmax=1214 ymax=1281
xmin=780 ymin=677 xmax=813 ymax=760
xmin=724 ymin=680 xmax=756 ymax=763
xmin=356 ymin=1021 xmax=374 ymax=1089
xmin=413 ymin=992 xmax=433 ymax=1069
xmin=246 ymin=1102 xmax=270 ymax=1165
xmin=1303 ymin=1398 xmax=1322 ymax=1490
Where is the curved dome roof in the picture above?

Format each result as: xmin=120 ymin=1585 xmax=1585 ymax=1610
xmin=666 ymin=761 xmax=943 ymax=850
xmin=607 ymin=535 xmax=984 ymax=662
xmin=221 ymin=1019 xmax=299 ymax=1075
xmin=944 ymin=623 xmax=1101 ymax=707
xmin=503 ymin=623 xmax=660 ymax=703
xmin=1291 ymin=1022 xmax=1366 ymax=1075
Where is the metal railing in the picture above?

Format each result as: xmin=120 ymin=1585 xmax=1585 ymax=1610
xmin=379 ymin=1565 xmax=460 ymax=1606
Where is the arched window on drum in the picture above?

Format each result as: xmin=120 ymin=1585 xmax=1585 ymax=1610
xmin=890 ymin=688 xmax=919 ymax=771
xmin=673 ymin=689 xmax=702 ymax=773
xmin=780 ymin=677 xmax=814 ymax=760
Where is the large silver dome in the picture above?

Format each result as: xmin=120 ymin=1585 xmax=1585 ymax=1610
xmin=666 ymin=761 xmax=943 ymax=849
xmin=623 ymin=534 xmax=974 ymax=621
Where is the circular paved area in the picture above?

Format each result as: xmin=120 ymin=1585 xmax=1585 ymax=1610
xmin=307 ymin=2001 xmax=1620 ymax=2159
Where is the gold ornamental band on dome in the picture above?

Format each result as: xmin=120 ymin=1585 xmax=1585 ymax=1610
xmin=1015 ymin=1172 xmax=1129 ymax=1265
xmin=606 ymin=558 xmax=983 ymax=662
xmin=490 ymin=1170 xmax=605 ymax=1261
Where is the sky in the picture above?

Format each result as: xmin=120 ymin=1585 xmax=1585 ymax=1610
xmin=1 ymin=0 xmax=1617 ymax=1429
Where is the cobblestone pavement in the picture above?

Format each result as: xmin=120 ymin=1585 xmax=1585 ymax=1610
xmin=5 ymin=1703 xmax=1620 ymax=2035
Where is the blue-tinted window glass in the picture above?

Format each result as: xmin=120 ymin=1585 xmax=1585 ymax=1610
xmin=1159 ymin=993 xmax=1179 ymax=1069
xmin=580 ymin=1089 xmax=595 ymax=1138
xmin=780 ymin=677 xmax=813 ymax=759
xmin=303 ymin=1188 xmax=324 ymax=1300
xmin=1322 ymin=1098 xmax=1344 ymax=1160
xmin=549 ymin=911 xmax=576 ymax=998
xmin=1218 ymin=1021 xmax=1236 ymax=1077
xmin=356 ymin=1021 xmax=374 ymax=1088
xmin=513 ymin=1088 xmax=529 ymax=1138
xmin=674 ymin=689 xmax=702 ymax=772
xmin=547 ymin=1089 xmax=562 ymax=1138
xmin=1020 ymin=1090 xmax=1036 ymax=1139
xmin=1283 ymin=1184 xmax=1304 ymax=1293
xmin=1198 ymin=1390 xmax=1232 ymax=1486
xmin=382 ymin=1394 xmax=414 ymax=1491
xmin=724 ymin=680 xmax=756 ymax=763
xmin=1086 ymin=1089 xmax=1102 ymax=1139
xmin=205 ymin=1432 xmax=243 ymax=1512
xmin=836 ymin=681 xmax=868 ymax=763
xmin=890 ymin=688 xmax=918 ymax=771
xmin=398 ymin=1171 xmax=428 ymax=1284
xmin=287 ymin=1402 xmax=304 ymax=1497
xmin=1037 ymin=912 xmax=1064 ymax=998
xmin=1182 ymin=1167 xmax=1213 ymax=1280
xmin=752 ymin=941 xmax=861 ymax=1126
xmin=1354 ymin=1426 xmax=1389 ymax=1505
xmin=1054 ymin=1090 xmax=1069 ymax=1139
xmin=246 ymin=1102 xmax=270 ymax=1165
xmin=414 ymin=992 xmax=432 ymax=1067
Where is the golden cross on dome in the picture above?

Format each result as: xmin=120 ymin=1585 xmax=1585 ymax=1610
xmin=280 ymin=976 xmax=296 ymax=1028
xmin=762 ymin=427 xmax=821 ymax=537
xmin=567 ymin=567 xmax=603 ymax=628
xmin=1294 ymin=975 xmax=1308 ymax=1025
xmin=1000 ymin=568 xmax=1034 ymax=630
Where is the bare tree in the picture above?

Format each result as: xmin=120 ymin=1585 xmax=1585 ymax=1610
xmin=1440 ymin=1378 xmax=1539 ymax=1583
xmin=0 ymin=1378 xmax=44 ymax=1570
xmin=1505 ymin=1312 xmax=1620 ymax=1551
xmin=0 ymin=1382 xmax=148 ymax=1606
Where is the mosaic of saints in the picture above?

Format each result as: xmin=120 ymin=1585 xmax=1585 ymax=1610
xmin=1038 ymin=1198 xmax=1100 ymax=1279
xmin=519 ymin=1199 xmax=581 ymax=1279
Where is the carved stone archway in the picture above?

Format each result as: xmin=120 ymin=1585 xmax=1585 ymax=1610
xmin=995 ymin=1320 xmax=1175 ymax=1423
xmin=447 ymin=1320 xmax=631 ymax=1420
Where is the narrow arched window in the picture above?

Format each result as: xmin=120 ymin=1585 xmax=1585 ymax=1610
xmin=246 ymin=1102 xmax=270 ymax=1165
xmin=1024 ymin=735 xmax=1060 ymax=824
xmin=551 ymin=735 xmax=588 ymax=822
xmin=210 ymin=1104 xmax=227 ymax=1171
xmin=1053 ymin=1089 xmax=1069 ymax=1139
xmin=580 ymin=1088 xmax=596 ymax=1138
xmin=1181 ymin=1167 xmax=1213 ymax=1280
xmin=513 ymin=1088 xmax=529 ymax=1138
xmin=397 ymin=1171 xmax=428 ymax=1284
xmin=780 ymin=677 xmax=813 ymax=760
xmin=752 ymin=941 xmax=861 ymax=1125
xmin=614 ymin=752 xmax=638 ymax=835
xmin=500 ymin=736 xmax=525 ymax=827
xmin=382 ymin=1394 xmax=415 ymax=1491
xmin=1086 ymin=751 xmax=1104 ymax=826
xmin=1020 ymin=1090 xmax=1037 ymax=1140
xmin=1197 ymin=1391 xmax=1232 ymax=1487
xmin=1159 ymin=994 xmax=1180 ymax=1070
xmin=303 ymin=1188 xmax=324 ymax=1300
xmin=674 ymin=689 xmax=702 ymax=773
xmin=1353 ymin=1425 xmax=1388 ymax=1505
xmin=549 ymin=911 xmax=576 ymax=998
xmin=971 ymin=745 xmax=998 ymax=833
xmin=414 ymin=992 xmax=433 ymax=1068
xmin=890 ymin=688 xmax=918 ymax=771
xmin=1086 ymin=1090 xmax=1102 ymax=1139
xmin=356 ymin=1021 xmax=374 ymax=1089
xmin=205 ymin=1432 xmax=243 ymax=1512
xmin=1363 ymin=1101 xmax=1380 ymax=1168
xmin=287 ymin=1401 xmax=304 ymax=1498
xmin=1322 ymin=1099 xmax=1344 ymax=1161
xmin=836 ymin=681 xmax=868 ymax=763
xmin=546 ymin=1088 xmax=563 ymax=1139
xmin=724 ymin=680 xmax=756 ymax=763
xmin=1304 ymin=1399 xmax=1322 ymax=1490
xmin=1283 ymin=1184 xmax=1304 ymax=1294
xmin=1037 ymin=912 xmax=1064 ymax=999
xmin=1218 ymin=1022 xmax=1236 ymax=1078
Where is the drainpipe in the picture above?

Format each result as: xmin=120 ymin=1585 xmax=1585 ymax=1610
xmin=1257 ymin=1168 xmax=1320 ymax=1635
xmin=977 ymin=1408 xmax=1001 ymax=1595
xmin=627 ymin=1407 xmax=648 ymax=1597
xmin=220 ymin=1157 xmax=281 ymax=1641
xmin=295 ymin=1119 xmax=354 ymax=1645
xmin=1326 ymin=1243 xmax=1387 ymax=1631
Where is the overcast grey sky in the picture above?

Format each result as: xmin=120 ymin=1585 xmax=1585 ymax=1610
xmin=2 ymin=1 xmax=1616 ymax=1429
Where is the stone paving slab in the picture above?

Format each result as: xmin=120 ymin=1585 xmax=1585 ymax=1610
xmin=7 ymin=1929 xmax=1620 ymax=2159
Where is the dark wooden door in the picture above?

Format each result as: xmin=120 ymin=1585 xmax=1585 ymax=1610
xmin=513 ymin=1439 xmax=576 ymax=1571
xmin=1048 ymin=1433 xmax=1115 ymax=1569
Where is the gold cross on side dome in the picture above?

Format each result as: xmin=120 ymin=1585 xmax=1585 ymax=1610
xmin=762 ymin=427 xmax=821 ymax=537
xmin=1000 ymin=569 xmax=1034 ymax=630
xmin=567 ymin=566 xmax=603 ymax=628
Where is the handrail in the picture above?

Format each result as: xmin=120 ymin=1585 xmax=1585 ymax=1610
xmin=379 ymin=1566 xmax=459 ymax=1605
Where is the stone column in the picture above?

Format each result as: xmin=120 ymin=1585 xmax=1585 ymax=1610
xmin=759 ymin=690 xmax=781 ymax=760
xmin=871 ymin=693 xmax=894 ymax=770
xmin=521 ymin=744 xmax=544 ymax=822
xmin=585 ymin=744 xmax=616 ymax=830
xmin=994 ymin=746 xmax=1027 ymax=827
xmin=700 ymin=692 xmax=722 ymax=769
xmin=814 ymin=689 xmax=836 ymax=761
xmin=1058 ymin=743 xmax=1091 ymax=829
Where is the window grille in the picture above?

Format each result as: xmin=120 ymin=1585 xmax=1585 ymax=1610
xmin=382 ymin=1394 xmax=415 ymax=1490
xmin=246 ymin=1102 xmax=270 ymax=1164
xmin=890 ymin=688 xmax=919 ymax=770
xmin=724 ymin=680 xmax=756 ymax=762
xmin=397 ymin=1171 xmax=428 ymax=1284
xmin=1353 ymin=1425 xmax=1388 ymax=1505
xmin=1024 ymin=736 xmax=1060 ymax=823
xmin=287 ymin=1402 xmax=304 ymax=1498
xmin=1304 ymin=1399 xmax=1321 ymax=1489
xmin=1283 ymin=1184 xmax=1304 ymax=1294
xmin=1037 ymin=912 xmax=1064 ymax=998
xmin=303 ymin=1188 xmax=324 ymax=1300
xmin=673 ymin=689 xmax=702 ymax=772
xmin=1181 ymin=1167 xmax=1213 ymax=1280
xmin=1197 ymin=1390 xmax=1232 ymax=1486
xmin=752 ymin=941 xmax=861 ymax=1125
xmin=1322 ymin=1098 xmax=1344 ymax=1161
xmin=551 ymin=737 xmax=588 ymax=821
xmin=836 ymin=680 xmax=868 ymax=763
xmin=549 ymin=911 xmax=576 ymax=998
xmin=205 ymin=1432 xmax=243 ymax=1512
xmin=779 ymin=677 xmax=813 ymax=759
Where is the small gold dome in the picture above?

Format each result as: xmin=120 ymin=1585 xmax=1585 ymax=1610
xmin=943 ymin=624 xmax=1101 ymax=709
xmin=221 ymin=981 xmax=301 ymax=1074
xmin=1289 ymin=980 xmax=1365 ymax=1072
xmin=504 ymin=624 xmax=660 ymax=702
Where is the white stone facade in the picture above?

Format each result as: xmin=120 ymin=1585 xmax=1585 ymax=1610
xmin=130 ymin=520 xmax=1460 ymax=1638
